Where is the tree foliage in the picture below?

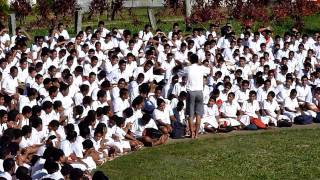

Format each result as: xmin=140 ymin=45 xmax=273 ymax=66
xmin=188 ymin=0 xmax=320 ymax=28
xmin=88 ymin=0 xmax=124 ymax=20
xmin=163 ymin=0 xmax=184 ymax=15
xmin=0 ymin=0 xmax=9 ymax=21
xmin=52 ymin=0 xmax=76 ymax=18
xmin=189 ymin=0 xmax=227 ymax=25
xmin=88 ymin=0 xmax=108 ymax=19
xmin=10 ymin=0 xmax=32 ymax=24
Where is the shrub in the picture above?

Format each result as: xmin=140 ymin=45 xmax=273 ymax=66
xmin=10 ymin=0 xmax=32 ymax=24
xmin=189 ymin=0 xmax=227 ymax=25
xmin=0 ymin=0 xmax=9 ymax=24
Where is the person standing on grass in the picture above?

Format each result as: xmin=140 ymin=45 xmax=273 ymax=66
xmin=184 ymin=54 xmax=208 ymax=138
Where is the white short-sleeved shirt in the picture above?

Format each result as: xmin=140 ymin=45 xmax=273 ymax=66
xmin=41 ymin=171 xmax=64 ymax=180
xmin=138 ymin=31 xmax=153 ymax=42
xmin=235 ymin=89 xmax=250 ymax=104
xmin=114 ymin=126 xmax=127 ymax=140
xmin=220 ymin=101 xmax=241 ymax=118
xmin=242 ymin=100 xmax=260 ymax=117
xmin=60 ymin=140 xmax=72 ymax=157
xmin=296 ymin=85 xmax=311 ymax=102
xmin=113 ymin=97 xmax=130 ymax=117
xmin=131 ymin=118 xmax=158 ymax=138
xmin=20 ymin=136 xmax=33 ymax=149
xmin=184 ymin=64 xmax=208 ymax=91
xmin=257 ymin=87 xmax=274 ymax=103
xmin=284 ymin=97 xmax=299 ymax=111
xmin=0 ymin=172 xmax=12 ymax=180
xmin=175 ymin=50 xmax=188 ymax=63
xmin=19 ymin=95 xmax=37 ymax=113
xmin=153 ymin=107 xmax=173 ymax=125
xmin=133 ymin=67 xmax=154 ymax=83
xmin=1 ymin=75 xmax=18 ymax=95
xmin=263 ymin=99 xmax=280 ymax=116
xmin=276 ymin=84 xmax=293 ymax=103
xmin=107 ymin=69 xmax=131 ymax=83
xmin=203 ymin=104 xmax=219 ymax=118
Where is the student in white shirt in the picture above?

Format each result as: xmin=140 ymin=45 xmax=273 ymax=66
xmin=261 ymin=91 xmax=289 ymax=126
xmin=153 ymin=98 xmax=175 ymax=134
xmin=1 ymin=66 xmax=19 ymax=96
xmin=55 ymin=23 xmax=70 ymax=40
xmin=304 ymin=87 xmax=320 ymax=118
xmin=114 ymin=116 xmax=143 ymax=151
xmin=296 ymin=75 xmax=312 ymax=104
xmin=184 ymin=54 xmax=208 ymax=138
xmin=0 ymin=158 xmax=15 ymax=180
xmin=284 ymin=89 xmax=301 ymax=121
xmin=139 ymin=24 xmax=154 ymax=42
xmin=92 ymin=90 xmax=109 ymax=111
xmin=240 ymin=90 xmax=265 ymax=126
xmin=131 ymin=114 xmax=168 ymax=147
xmin=133 ymin=60 xmax=154 ymax=83
xmin=113 ymin=88 xmax=130 ymax=117
xmin=108 ymin=60 xmax=131 ymax=83
xmin=220 ymin=92 xmax=242 ymax=128
xmin=171 ymin=76 xmax=187 ymax=98
xmin=201 ymin=97 xmax=219 ymax=132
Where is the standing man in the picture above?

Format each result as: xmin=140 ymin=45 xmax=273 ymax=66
xmin=184 ymin=54 xmax=208 ymax=138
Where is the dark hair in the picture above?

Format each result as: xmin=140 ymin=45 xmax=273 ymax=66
xmin=70 ymin=168 xmax=84 ymax=180
xmin=123 ymin=108 xmax=133 ymax=118
xmin=119 ymin=88 xmax=128 ymax=97
xmin=66 ymin=131 xmax=77 ymax=141
xmin=44 ymin=160 xmax=59 ymax=174
xmin=48 ymin=86 xmax=58 ymax=95
xmin=51 ymin=148 xmax=65 ymax=162
xmin=42 ymin=101 xmax=53 ymax=110
xmin=3 ymin=158 xmax=15 ymax=172
xmin=61 ymin=163 xmax=73 ymax=177
xmin=156 ymin=98 xmax=165 ymax=107
xmin=82 ymin=139 xmax=94 ymax=149
xmin=267 ymin=91 xmax=275 ymax=98
xmin=53 ymin=101 xmax=62 ymax=110
xmin=22 ymin=125 xmax=32 ymax=136
xmin=30 ymin=116 xmax=42 ymax=129
xmin=190 ymin=54 xmax=199 ymax=64
xmin=93 ymin=171 xmax=109 ymax=180
xmin=22 ymin=106 xmax=32 ymax=115
xmin=16 ymin=166 xmax=31 ymax=180
xmin=97 ymin=90 xmax=106 ymax=99
xmin=132 ymin=96 xmax=144 ymax=107
xmin=115 ymin=116 xmax=125 ymax=127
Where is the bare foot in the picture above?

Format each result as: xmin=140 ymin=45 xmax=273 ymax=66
xmin=160 ymin=134 xmax=169 ymax=144
xmin=194 ymin=131 xmax=198 ymax=139
xmin=191 ymin=131 xmax=196 ymax=139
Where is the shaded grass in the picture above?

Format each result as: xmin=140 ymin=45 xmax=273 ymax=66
xmin=99 ymin=127 xmax=320 ymax=180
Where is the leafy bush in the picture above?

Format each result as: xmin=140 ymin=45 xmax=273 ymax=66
xmin=0 ymin=0 xmax=9 ymax=24
xmin=88 ymin=0 xmax=108 ymax=19
xmin=87 ymin=0 xmax=123 ymax=20
xmin=52 ymin=0 xmax=76 ymax=19
xmin=189 ymin=0 xmax=320 ymax=29
xmin=10 ymin=0 xmax=32 ymax=24
xmin=163 ymin=0 xmax=184 ymax=15
xmin=189 ymin=0 xmax=227 ymax=25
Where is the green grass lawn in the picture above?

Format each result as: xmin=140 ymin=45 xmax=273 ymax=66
xmin=99 ymin=126 xmax=320 ymax=180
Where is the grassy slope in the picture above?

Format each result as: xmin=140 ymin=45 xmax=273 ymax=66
xmin=99 ymin=126 xmax=320 ymax=180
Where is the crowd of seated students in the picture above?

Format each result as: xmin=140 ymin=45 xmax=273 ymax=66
xmin=0 ymin=20 xmax=319 ymax=179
